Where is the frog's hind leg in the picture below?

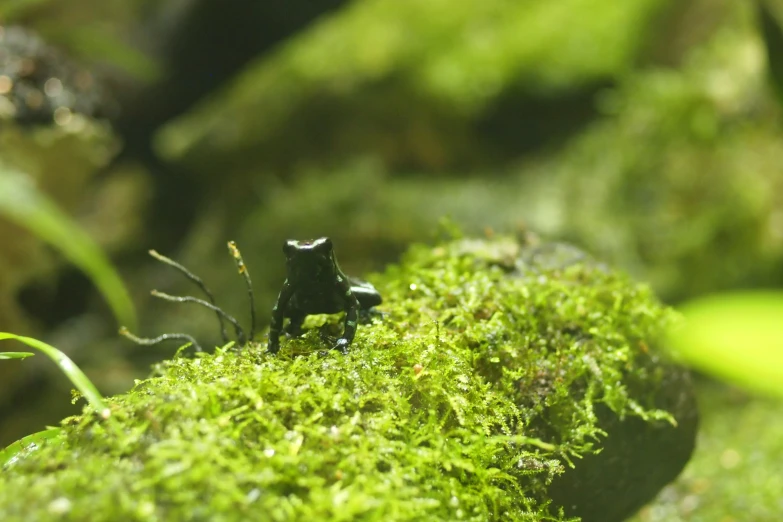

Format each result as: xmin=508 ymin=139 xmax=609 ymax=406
xmin=284 ymin=311 xmax=306 ymax=337
xmin=358 ymin=307 xmax=387 ymax=323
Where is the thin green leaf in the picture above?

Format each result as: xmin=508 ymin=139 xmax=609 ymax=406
xmin=0 ymin=428 xmax=62 ymax=469
xmin=758 ymin=0 xmax=783 ymax=108
xmin=0 ymin=0 xmax=54 ymax=20
xmin=0 ymin=166 xmax=136 ymax=330
xmin=666 ymin=291 xmax=783 ymax=398
xmin=0 ymin=352 xmax=34 ymax=359
xmin=41 ymin=25 xmax=161 ymax=82
xmin=0 ymin=332 xmax=107 ymax=411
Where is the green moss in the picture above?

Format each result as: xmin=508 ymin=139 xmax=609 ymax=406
xmin=0 ymin=236 xmax=676 ymax=521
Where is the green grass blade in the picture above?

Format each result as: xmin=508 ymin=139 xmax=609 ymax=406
xmin=0 ymin=428 xmax=62 ymax=469
xmin=0 ymin=166 xmax=137 ymax=330
xmin=0 ymin=0 xmax=54 ymax=20
xmin=0 ymin=352 xmax=35 ymax=359
xmin=666 ymin=291 xmax=783 ymax=399
xmin=0 ymin=333 xmax=107 ymax=411
xmin=52 ymin=26 xmax=162 ymax=82
xmin=758 ymin=0 xmax=783 ymax=108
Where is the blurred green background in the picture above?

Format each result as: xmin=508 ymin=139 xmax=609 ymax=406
xmin=2 ymin=0 xmax=783 ymax=519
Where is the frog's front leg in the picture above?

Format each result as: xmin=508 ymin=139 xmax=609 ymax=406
xmin=284 ymin=310 xmax=306 ymax=337
xmin=268 ymin=282 xmax=294 ymax=354
xmin=334 ymin=291 xmax=360 ymax=354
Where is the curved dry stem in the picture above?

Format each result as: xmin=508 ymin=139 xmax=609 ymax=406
xmin=228 ymin=241 xmax=256 ymax=342
xmin=119 ymin=326 xmax=203 ymax=353
xmin=149 ymin=250 xmax=229 ymax=343
xmin=150 ymin=290 xmax=246 ymax=345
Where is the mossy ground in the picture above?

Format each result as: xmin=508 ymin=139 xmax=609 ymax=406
xmin=0 ymin=236 xmax=677 ymax=521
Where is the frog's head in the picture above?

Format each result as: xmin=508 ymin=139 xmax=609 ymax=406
xmin=283 ymin=237 xmax=337 ymax=282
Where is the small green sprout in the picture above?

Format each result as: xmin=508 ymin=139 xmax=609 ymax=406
xmin=0 ymin=332 xmax=106 ymax=412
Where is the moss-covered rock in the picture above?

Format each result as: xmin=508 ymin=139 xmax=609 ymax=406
xmin=0 ymin=236 xmax=696 ymax=521
xmin=630 ymin=383 xmax=783 ymax=522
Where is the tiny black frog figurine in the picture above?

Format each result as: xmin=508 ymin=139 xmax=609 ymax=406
xmin=268 ymin=237 xmax=382 ymax=354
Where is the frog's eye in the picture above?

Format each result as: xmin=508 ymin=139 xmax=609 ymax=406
xmin=315 ymin=237 xmax=333 ymax=252
xmin=283 ymin=240 xmax=298 ymax=257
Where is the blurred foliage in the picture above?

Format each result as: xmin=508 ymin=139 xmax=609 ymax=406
xmin=664 ymin=291 xmax=783 ymax=399
xmin=0 ymin=117 xmax=139 ymax=328
xmin=46 ymin=24 xmax=160 ymax=81
xmin=158 ymin=0 xmax=670 ymax=171
xmin=0 ymin=118 xmax=112 ymax=330
xmin=544 ymin=3 xmax=783 ymax=302
xmin=758 ymin=0 xmax=783 ymax=106
xmin=0 ymin=0 xmax=157 ymax=75
xmin=0 ymin=0 xmax=51 ymax=21
xmin=0 ymin=24 xmax=121 ymax=122
xmin=0 ymin=163 xmax=136 ymax=329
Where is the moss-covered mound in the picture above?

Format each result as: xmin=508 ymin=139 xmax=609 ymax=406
xmin=0 ymin=236 xmax=694 ymax=521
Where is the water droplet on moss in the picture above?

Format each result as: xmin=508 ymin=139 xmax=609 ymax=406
xmin=47 ymin=497 xmax=71 ymax=515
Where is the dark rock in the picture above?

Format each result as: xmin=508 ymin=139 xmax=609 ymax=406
xmin=548 ymin=362 xmax=698 ymax=522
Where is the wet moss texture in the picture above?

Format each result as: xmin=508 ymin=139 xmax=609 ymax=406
xmin=0 ymin=235 xmax=685 ymax=521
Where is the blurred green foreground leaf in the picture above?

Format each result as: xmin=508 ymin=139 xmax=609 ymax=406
xmin=0 ymin=164 xmax=136 ymax=329
xmin=667 ymin=291 xmax=783 ymax=398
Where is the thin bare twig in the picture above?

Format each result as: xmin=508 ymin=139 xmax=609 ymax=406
xmin=228 ymin=241 xmax=256 ymax=342
xmin=148 ymin=250 xmax=229 ymax=343
xmin=119 ymin=327 xmax=202 ymax=352
xmin=150 ymin=290 xmax=246 ymax=345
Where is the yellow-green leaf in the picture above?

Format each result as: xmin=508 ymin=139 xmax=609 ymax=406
xmin=666 ymin=291 xmax=783 ymax=398
xmin=0 ymin=0 xmax=53 ymax=20
xmin=0 ymin=352 xmax=34 ymax=359
xmin=0 ymin=428 xmax=62 ymax=469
